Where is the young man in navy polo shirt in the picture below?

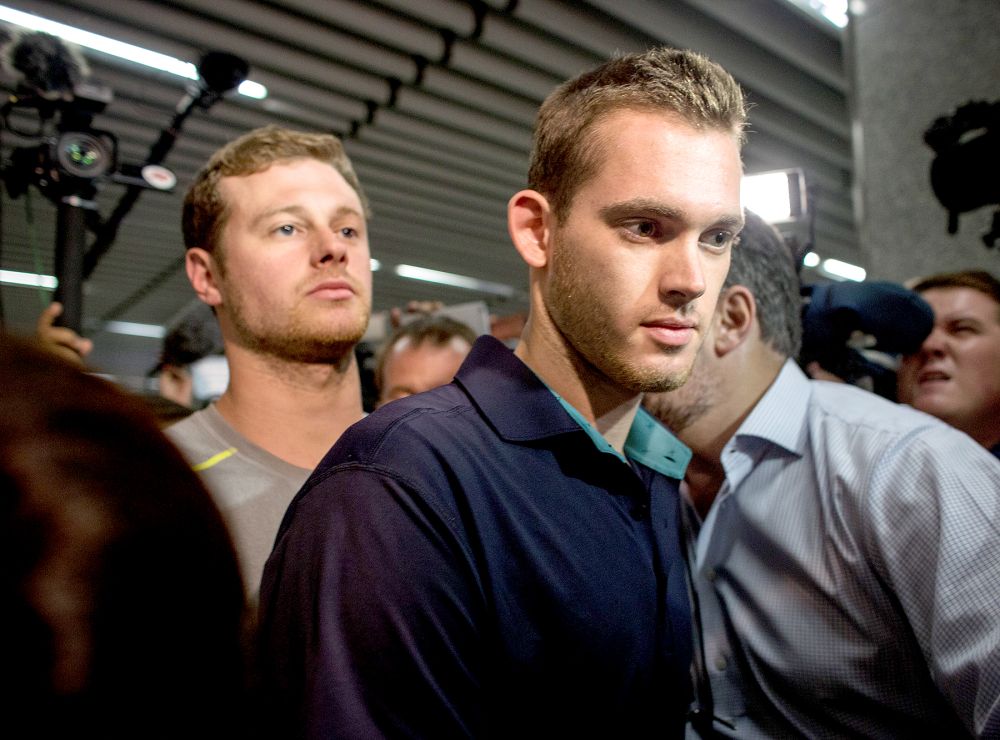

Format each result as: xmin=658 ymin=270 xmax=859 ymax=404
xmin=259 ymin=47 xmax=747 ymax=738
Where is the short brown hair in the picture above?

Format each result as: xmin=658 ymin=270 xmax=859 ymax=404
xmin=528 ymin=47 xmax=747 ymax=221
xmin=182 ymin=125 xmax=370 ymax=255
xmin=374 ymin=315 xmax=477 ymax=393
xmin=911 ymin=269 xmax=1000 ymax=321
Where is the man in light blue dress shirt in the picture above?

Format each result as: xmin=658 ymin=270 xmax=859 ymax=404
xmin=645 ymin=210 xmax=1000 ymax=738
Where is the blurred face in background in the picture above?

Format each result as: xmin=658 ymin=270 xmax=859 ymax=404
xmin=377 ymin=336 xmax=471 ymax=406
xmin=897 ymin=286 xmax=1000 ymax=447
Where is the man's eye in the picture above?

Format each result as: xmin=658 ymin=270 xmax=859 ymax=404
xmin=340 ymin=226 xmax=358 ymax=238
xmin=625 ymin=220 xmax=658 ymax=238
xmin=701 ymin=230 xmax=733 ymax=252
xmin=275 ymin=224 xmax=298 ymax=236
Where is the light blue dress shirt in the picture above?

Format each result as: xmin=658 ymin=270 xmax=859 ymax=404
xmin=689 ymin=360 xmax=1000 ymax=738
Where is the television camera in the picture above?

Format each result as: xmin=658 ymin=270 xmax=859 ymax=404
xmin=0 ymin=29 xmax=247 ymax=332
xmin=924 ymin=99 xmax=1000 ymax=249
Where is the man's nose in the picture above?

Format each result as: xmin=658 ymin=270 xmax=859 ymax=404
xmin=658 ymin=237 xmax=707 ymax=304
xmin=313 ymin=227 xmax=348 ymax=266
xmin=920 ymin=326 xmax=948 ymax=357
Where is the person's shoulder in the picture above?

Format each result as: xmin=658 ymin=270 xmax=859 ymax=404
xmin=325 ymin=383 xmax=478 ymax=468
xmin=164 ymin=406 xmax=245 ymax=473
xmin=808 ymin=381 xmax=941 ymax=437
xmin=808 ymin=381 xmax=1000 ymax=477
xmin=164 ymin=406 xmax=214 ymax=445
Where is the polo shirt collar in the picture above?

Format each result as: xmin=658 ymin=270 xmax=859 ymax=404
xmin=455 ymin=336 xmax=690 ymax=479
xmin=547 ymin=388 xmax=690 ymax=478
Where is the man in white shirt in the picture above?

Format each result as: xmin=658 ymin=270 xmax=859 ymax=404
xmin=644 ymin=210 xmax=1000 ymax=738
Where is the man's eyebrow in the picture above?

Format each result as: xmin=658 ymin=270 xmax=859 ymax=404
xmin=250 ymin=204 xmax=363 ymax=228
xmin=250 ymin=204 xmax=308 ymax=228
xmin=599 ymin=198 xmax=744 ymax=231
xmin=599 ymin=199 xmax=684 ymax=221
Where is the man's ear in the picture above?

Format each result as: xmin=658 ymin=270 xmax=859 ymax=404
xmin=714 ymin=285 xmax=756 ymax=356
xmin=508 ymin=189 xmax=552 ymax=268
xmin=185 ymin=248 xmax=223 ymax=307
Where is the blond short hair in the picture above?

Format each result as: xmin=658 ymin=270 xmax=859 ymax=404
xmin=182 ymin=125 xmax=369 ymax=255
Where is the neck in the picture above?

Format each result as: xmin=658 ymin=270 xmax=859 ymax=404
xmin=214 ymin=343 xmax=364 ymax=470
xmin=515 ymin=312 xmax=640 ymax=455
xmin=680 ymin=351 xmax=785 ymax=518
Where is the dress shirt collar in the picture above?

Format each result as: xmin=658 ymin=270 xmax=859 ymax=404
xmin=732 ymin=359 xmax=812 ymax=457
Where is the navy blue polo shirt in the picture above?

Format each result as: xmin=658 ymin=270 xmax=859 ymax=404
xmin=259 ymin=336 xmax=694 ymax=738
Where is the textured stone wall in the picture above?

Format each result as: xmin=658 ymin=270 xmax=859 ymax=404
xmin=848 ymin=0 xmax=1000 ymax=281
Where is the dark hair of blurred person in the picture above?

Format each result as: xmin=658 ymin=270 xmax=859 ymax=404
xmin=150 ymin=302 xmax=226 ymax=410
xmin=373 ymin=314 xmax=476 ymax=406
xmin=1 ymin=335 xmax=249 ymax=737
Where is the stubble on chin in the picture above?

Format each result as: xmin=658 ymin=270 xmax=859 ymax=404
xmin=227 ymin=299 xmax=370 ymax=367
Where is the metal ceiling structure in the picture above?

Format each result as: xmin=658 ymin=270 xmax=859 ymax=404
xmin=0 ymin=0 xmax=853 ymax=381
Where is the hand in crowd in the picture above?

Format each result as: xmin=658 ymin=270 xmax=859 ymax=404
xmin=805 ymin=361 xmax=846 ymax=383
xmin=389 ymin=300 xmax=444 ymax=328
xmin=35 ymin=302 xmax=93 ymax=366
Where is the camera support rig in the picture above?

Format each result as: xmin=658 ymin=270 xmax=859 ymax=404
xmin=2 ymin=47 xmax=248 ymax=333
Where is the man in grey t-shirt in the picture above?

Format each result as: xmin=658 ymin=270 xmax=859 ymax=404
xmin=167 ymin=125 xmax=372 ymax=596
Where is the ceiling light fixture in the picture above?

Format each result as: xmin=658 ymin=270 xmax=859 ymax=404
xmin=0 ymin=269 xmax=57 ymax=289
xmin=820 ymin=257 xmax=866 ymax=282
xmin=0 ymin=4 xmax=268 ymax=99
xmin=394 ymin=264 xmax=515 ymax=298
xmin=102 ymin=320 xmax=166 ymax=338
xmin=783 ymin=0 xmax=848 ymax=28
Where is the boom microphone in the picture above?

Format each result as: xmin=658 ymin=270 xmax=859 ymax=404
xmin=3 ymin=29 xmax=88 ymax=100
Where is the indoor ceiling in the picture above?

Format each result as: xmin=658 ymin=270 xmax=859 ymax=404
xmin=0 ymin=0 xmax=853 ymax=382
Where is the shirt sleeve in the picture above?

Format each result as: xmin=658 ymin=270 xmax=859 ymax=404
xmin=865 ymin=429 xmax=1000 ymax=738
xmin=258 ymin=464 xmax=487 ymax=739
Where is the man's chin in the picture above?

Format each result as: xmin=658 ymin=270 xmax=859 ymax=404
xmin=621 ymin=363 xmax=694 ymax=394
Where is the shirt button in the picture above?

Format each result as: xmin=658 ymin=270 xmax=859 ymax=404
xmin=714 ymin=656 xmax=728 ymax=672
xmin=705 ymin=568 xmax=718 ymax=582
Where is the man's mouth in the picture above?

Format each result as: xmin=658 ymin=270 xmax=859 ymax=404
xmin=642 ymin=319 xmax=697 ymax=347
xmin=917 ymin=369 xmax=950 ymax=385
xmin=308 ymin=279 xmax=355 ymax=300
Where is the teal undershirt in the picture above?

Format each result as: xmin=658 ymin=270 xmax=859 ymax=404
xmin=548 ymin=389 xmax=691 ymax=479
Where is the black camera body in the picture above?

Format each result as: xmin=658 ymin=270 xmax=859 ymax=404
xmin=3 ymin=79 xmax=117 ymax=202
xmin=924 ymin=99 xmax=1000 ymax=247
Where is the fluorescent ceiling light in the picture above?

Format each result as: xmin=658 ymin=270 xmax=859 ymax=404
xmin=0 ymin=269 xmax=57 ymax=289
xmin=103 ymin=320 xmax=165 ymax=338
xmin=0 ymin=4 xmax=267 ymax=99
xmin=802 ymin=251 xmax=821 ymax=268
xmin=783 ymin=0 xmax=848 ymax=28
xmin=820 ymin=258 xmax=866 ymax=282
xmin=394 ymin=264 xmax=515 ymax=298
xmin=370 ymin=258 xmax=381 ymax=272
xmin=237 ymin=80 xmax=267 ymax=100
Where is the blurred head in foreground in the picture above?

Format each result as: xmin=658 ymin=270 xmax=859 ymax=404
xmin=1 ymin=335 xmax=248 ymax=736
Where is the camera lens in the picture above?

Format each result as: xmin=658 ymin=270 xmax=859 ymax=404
xmin=56 ymin=131 xmax=113 ymax=178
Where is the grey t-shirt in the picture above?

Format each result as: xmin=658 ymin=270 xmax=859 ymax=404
xmin=166 ymin=405 xmax=311 ymax=598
